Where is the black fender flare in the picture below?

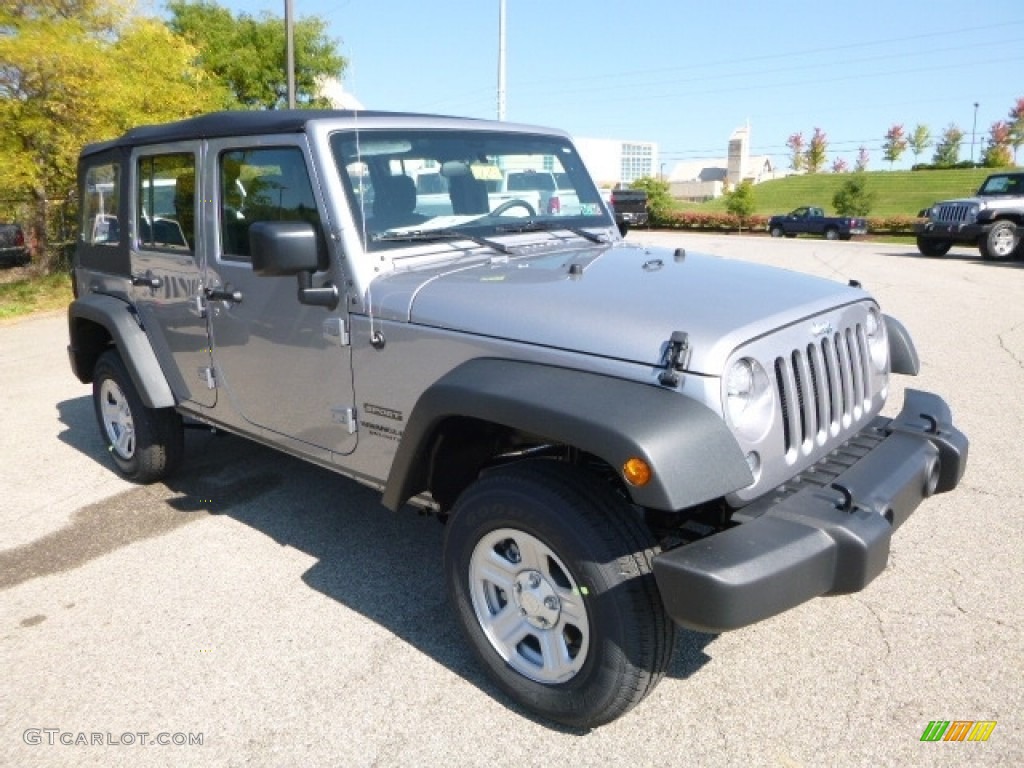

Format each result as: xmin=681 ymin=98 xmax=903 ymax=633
xmin=884 ymin=315 xmax=920 ymax=376
xmin=381 ymin=358 xmax=752 ymax=512
xmin=67 ymin=294 xmax=176 ymax=409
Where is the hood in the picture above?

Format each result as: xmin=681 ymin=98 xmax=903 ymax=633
xmin=368 ymin=241 xmax=867 ymax=374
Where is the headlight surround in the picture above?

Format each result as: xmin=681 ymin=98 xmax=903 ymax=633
xmin=724 ymin=357 xmax=775 ymax=442
xmin=865 ymin=307 xmax=889 ymax=373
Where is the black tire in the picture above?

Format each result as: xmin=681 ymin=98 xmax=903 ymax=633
xmin=979 ymin=220 xmax=1019 ymax=261
xmin=92 ymin=349 xmax=183 ymax=483
xmin=824 ymin=227 xmax=839 ymax=241
xmin=769 ymin=226 xmax=783 ymax=238
xmin=444 ymin=460 xmax=675 ymax=728
xmin=916 ymin=237 xmax=952 ymax=257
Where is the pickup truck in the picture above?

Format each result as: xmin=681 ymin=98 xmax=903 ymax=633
xmin=608 ymin=188 xmax=649 ymax=235
xmin=67 ymin=110 xmax=966 ymax=729
xmin=768 ymin=206 xmax=867 ymax=240
xmin=486 ymin=169 xmax=582 ymax=216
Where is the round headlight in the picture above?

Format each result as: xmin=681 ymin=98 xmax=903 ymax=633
xmin=724 ymin=357 xmax=774 ymax=442
xmin=865 ymin=308 xmax=888 ymax=373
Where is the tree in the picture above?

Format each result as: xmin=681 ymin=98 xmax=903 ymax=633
xmin=724 ymin=180 xmax=755 ymax=230
xmin=855 ymin=146 xmax=870 ymax=172
xmin=833 ymin=173 xmax=875 ymax=217
xmin=167 ymin=1 xmax=346 ymax=110
xmin=982 ymin=121 xmax=1013 ymax=168
xmin=882 ymin=123 xmax=908 ymax=169
xmin=786 ymin=132 xmax=805 ymax=172
xmin=0 ymin=1 xmax=229 ymax=268
xmin=804 ymin=127 xmax=828 ymax=174
xmin=629 ymin=176 xmax=672 ymax=222
xmin=1008 ymin=97 xmax=1024 ymax=165
xmin=831 ymin=158 xmax=848 ymax=174
xmin=909 ymin=124 xmax=931 ymax=162
xmin=932 ymin=123 xmax=965 ymax=167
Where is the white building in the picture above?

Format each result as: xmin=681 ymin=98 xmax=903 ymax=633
xmin=668 ymin=125 xmax=779 ymax=201
xmin=574 ymin=138 xmax=659 ymax=188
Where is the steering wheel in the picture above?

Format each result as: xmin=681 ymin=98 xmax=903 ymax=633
xmin=491 ymin=198 xmax=537 ymax=217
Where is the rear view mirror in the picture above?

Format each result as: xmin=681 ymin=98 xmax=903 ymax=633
xmin=250 ymin=221 xmax=337 ymax=309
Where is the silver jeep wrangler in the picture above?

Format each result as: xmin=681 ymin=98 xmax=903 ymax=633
xmin=67 ymin=111 xmax=967 ymax=728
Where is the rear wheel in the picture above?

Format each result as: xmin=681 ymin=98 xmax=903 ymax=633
xmin=916 ymin=237 xmax=952 ymax=257
xmin=979 ymin=220 xmax=1019 ymax=261
xmin=92 ymin=349 xmax=183 ymax=483
xmin=824 ymin=227 xmax=839 ymax=241
xmin=444 ymin=460 xmax=675 ymax=728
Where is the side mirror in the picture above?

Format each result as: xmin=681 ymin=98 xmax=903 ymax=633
xmin=250 ymin=221 xmax=338 ymax=309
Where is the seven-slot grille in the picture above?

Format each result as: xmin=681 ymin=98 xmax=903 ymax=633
xmin=773 ymin=323 xmax=873 ymax=457
xmin=933 ymin=203 xmax=974 ymax=224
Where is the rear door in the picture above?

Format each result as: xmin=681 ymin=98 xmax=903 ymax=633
xmin=131 ymin=144 xmax=215 ymax=407
xmin=203 ymin=136 xmax=356 ymax=458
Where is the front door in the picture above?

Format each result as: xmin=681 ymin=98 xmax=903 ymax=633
xmin=204 ymin=138 xmax=356 ymax=457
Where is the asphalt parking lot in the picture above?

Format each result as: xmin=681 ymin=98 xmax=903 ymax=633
xmin=1 ymin=232 xmax=1021 ymax=767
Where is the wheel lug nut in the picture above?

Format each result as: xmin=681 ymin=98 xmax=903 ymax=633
xmin=527 ymin=573 xmax=541 ymax=588
xmin=544 ymin=596 xmax=559 ymax=610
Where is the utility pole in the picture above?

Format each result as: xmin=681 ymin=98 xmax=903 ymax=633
xmin=970 ymin=102 xmax=979 ymax=164
xmin=497 ymin=0 xmax=507 ymax=121
xmin=285 ymin=0 xmax=296 ymax=109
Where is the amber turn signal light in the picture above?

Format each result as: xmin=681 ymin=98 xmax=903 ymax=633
xmin=622 ymin=457 xmax=652 ymax=486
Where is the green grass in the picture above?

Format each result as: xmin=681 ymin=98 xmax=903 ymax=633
xmin=0 ymin=271 xmax=73 ymax=321
xmin=693 ymin=167 xmax=998 ymax=217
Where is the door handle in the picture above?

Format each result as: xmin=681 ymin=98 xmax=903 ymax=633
xmin=205 ymin=286 xmax=243 ymax=303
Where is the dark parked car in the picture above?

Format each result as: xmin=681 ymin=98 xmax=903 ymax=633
xmin=0 ymin=223 xmax=30 ymax=267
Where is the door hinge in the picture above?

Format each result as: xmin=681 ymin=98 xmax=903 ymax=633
xmin=199 ymin=367 xmax=217 ymax=389
xmin=322 ymin=317 xmax=350 ymax=347
xmin=192 ymin=295 xmax=207 ymax=318
xmin=332 ymin=407 xmax=358 ymax=434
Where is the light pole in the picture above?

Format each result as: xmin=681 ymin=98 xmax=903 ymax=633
xmin=970 ymin=102 xmax=979 ymax=164
xmin=285 ymin=0 xmax=296 ymax=108
xmin=497 ymin=0 xmax=507 ymax=121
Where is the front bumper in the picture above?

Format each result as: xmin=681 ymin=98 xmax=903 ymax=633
xmin=915 ymin=220 xmax=988 ymax=244
xmin=652 ymin=389 xmax=968 ymax=633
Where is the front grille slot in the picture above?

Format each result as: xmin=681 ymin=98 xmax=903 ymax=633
xmin=774 ymin=323 xmax=872 ymax=456
xmin=935 ymin=203 xmax=972 ymax=224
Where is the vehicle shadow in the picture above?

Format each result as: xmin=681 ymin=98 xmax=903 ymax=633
xmin=882 ymin=249 xmax=1024 ymax=267
xmin=55 ymin=396 xmax=716 ymax=728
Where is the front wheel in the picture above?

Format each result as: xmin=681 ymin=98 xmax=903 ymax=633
xmin=444 ymin=461 xmax=675 ymax=728
xmin=979 ymin=220 xmax=1019 ymax=261
xmin=916 ymin=236 xmax=952 ymax=257
xmin=92 ymin=349 xmax=183 ymax=483
xmin=769 ymin=226 xmax=783 ymax=238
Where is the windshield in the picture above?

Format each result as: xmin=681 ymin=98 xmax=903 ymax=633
xmin=329 ymin=129 xmax=612 ymax=252
xmin=978 ymin=174 xmax=1023 ymax=195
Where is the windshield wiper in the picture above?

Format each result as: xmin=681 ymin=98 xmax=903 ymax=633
xmin=495 ymin=220 xmax=609 ymax=244
xmin=372 ymin=229 xmax=514 ymax=255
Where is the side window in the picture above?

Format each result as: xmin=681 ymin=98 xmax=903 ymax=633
xmin=137 ymin=153 xmax=195 ymax=252
xmin=81 ymin=163 xmax=120 ymax=245
xmin=219 ymin=147 xmax=320 ymax=261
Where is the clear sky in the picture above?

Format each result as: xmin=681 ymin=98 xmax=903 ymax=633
xmin=216 ymin=0 xmax=1024 ymax=172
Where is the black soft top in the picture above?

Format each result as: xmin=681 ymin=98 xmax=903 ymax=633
xmin=80 ymin=109 xmax=450 ymax=157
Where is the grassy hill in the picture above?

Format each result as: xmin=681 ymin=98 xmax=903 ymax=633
xmin=694 ymin=167 xmax=1001 ymax=217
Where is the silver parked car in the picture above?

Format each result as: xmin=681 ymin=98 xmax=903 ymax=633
xmin=67 ymin=111 xmax=967 ymax=728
